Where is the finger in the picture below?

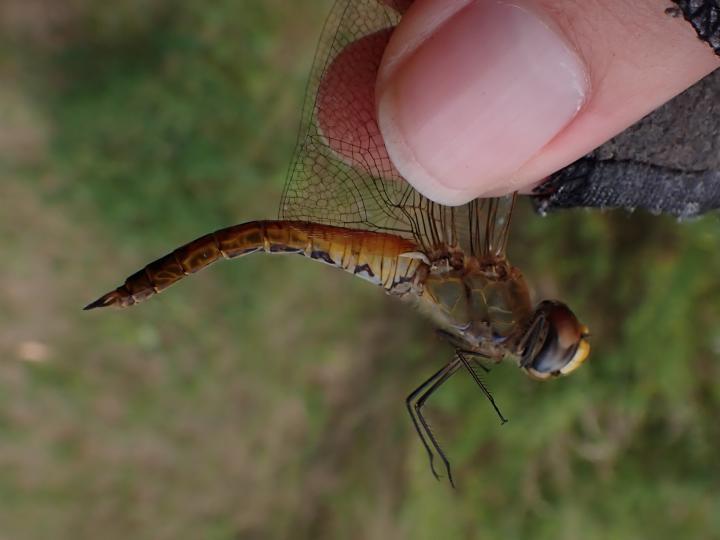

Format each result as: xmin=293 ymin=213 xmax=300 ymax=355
xmin=316 ymin=29 xmax=398 ymax=178
xmin=384 ymin=0 xmax=413 ymax=13
xmin=314 ymin=1 xmax=409 ymax=181
xmin=376 ymin=0 xmax=720 ymax=205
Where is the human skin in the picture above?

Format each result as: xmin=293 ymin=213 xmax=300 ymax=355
xmin=318 ymin=0 xmax=720 ymax=206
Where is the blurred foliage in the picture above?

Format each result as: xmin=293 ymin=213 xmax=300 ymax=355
xmin=1 ymin=1 xmax=720 ymax=539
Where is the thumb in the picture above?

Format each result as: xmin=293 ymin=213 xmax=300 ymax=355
xmin=376 ymin=0 xmax=720 ymax=205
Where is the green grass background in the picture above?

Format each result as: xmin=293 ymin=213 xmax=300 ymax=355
xmin=1 ymin=1 xmax=720 ymax=538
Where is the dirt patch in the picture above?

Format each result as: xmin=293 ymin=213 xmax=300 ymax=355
xmin=0 ymin=74 xmax=48 ymax=166
xmin=0 ymin=0 xmax=76 ymax=47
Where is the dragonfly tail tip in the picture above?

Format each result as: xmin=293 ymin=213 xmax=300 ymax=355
xmin=83 ymin=289 xmax=129 ymax=310
xmin=83 ymin=295 xmax=110 ymax=311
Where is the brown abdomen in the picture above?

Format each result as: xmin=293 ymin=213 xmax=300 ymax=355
xmin=84 ymin=221 xmax=424 ymax=310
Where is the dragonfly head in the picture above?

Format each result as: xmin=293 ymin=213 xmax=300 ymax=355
xmin=520 ymin=300 xmax=590 ymax=380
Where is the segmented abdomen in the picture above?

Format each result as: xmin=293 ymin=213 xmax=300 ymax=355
xmin=84 ymin=221 xmax=426 ymax=309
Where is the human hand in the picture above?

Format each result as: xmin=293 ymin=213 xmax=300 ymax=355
xmin=322 ymin=0 xmax=720 ymax=207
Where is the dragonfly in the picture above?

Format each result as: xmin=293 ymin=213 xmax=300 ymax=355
xmin=85 ymin=0 xmax=590 ymax=486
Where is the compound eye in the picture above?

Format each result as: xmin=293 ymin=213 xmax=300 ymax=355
xmin=523 ymin=301 xmax=590 ymax=380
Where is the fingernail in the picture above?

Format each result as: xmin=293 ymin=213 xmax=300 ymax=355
xmin=377 ymin=0 xmax=588 ymax=203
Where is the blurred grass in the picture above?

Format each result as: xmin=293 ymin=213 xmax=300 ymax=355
xmin=1 ymin=1 xmax=720 ymax=539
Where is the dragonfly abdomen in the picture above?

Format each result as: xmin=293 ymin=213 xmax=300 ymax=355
xmin=84 ymin=221 xmax=425 ymax=310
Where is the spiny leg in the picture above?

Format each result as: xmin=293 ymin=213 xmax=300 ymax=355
xmin=472 ymin=359 xmax=491 ymax=373
xmin=435 ymin=331 xmax=492 ymax=375
xmin=413 ymin=358 xmax=462 ymax=487
xmin=457 ymin=351 xmax=508 ymax=424
xmin=456 ymin=350 xmax=492 ymax=373
xmin=406 ymin=361 xmax=457 ymax=480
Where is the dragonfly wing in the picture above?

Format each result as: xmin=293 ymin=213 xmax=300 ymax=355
xmin=280 ymin=0 xmax=516 ymax=260
xmin=459 ymin=195 xmax=517 ymax=260
xmin=280 ymin=0 xmax=412 ymax=232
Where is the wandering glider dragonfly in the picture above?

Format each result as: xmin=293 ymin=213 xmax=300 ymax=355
xmin=85 ymin=0 xmax=590 ymax=485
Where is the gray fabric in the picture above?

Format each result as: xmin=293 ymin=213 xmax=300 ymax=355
xmin=672 ymin=0 xmax=720 ymax=55
xmin=533 ymin=68 xmax=720 ymax=218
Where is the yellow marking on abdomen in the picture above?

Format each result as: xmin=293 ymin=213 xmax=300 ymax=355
xmin=85 ymin=221 xmax=423 ymax=310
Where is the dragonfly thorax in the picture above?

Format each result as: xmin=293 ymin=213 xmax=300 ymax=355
xmin=418 ymin=257 xmax=534 ymax=359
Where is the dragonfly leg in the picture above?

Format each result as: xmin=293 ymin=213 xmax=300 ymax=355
xmin=471 ymin=358 xmax=491 ymax=373
xmin=456 ymin=350 xmax=492 ymax=373
xmin=406 ymin=362 xmax=455 ymax=481
xmin=457 ymin=351 xmax=508 ymax=424
xmin=410 ymin=358 xmax=462 ymax=487
xmin=435 ymin=331 xmax=494 ymax=373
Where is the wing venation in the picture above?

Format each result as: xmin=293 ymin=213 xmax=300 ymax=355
xmin=279 ymin=0 xmax=515 ymax=259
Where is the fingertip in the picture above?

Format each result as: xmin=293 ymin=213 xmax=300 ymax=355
xmin=377 ymin=0 xmax=588 ymax=202
xmin=377 ymin=82 xmax=478 ymax=205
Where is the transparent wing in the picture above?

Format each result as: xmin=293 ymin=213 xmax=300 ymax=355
xmin=279 ymin=0 xmax=515 ymax=259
